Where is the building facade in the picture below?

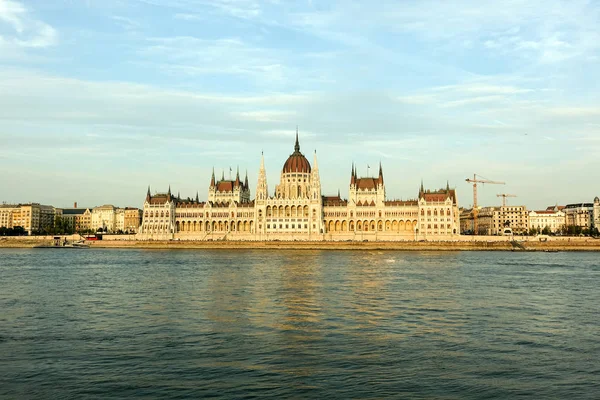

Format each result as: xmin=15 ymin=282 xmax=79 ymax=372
xmin=0 ymin=205 xmax=20 ymax=229
xmin=1 ymin=204 xmax=58 ymax=235
xmin=62 ymin=208 xmax=93 ymax=232
xmin=91 ymin=205 xmax=142 ymax=233
xmin=529 ymin=206 xmax=566 ymax=233
xmin=563 ymin=198 xmax=600 ymax=232
xmin=460 ymin=205 xmax=529 ymax=235
xmin=138 ymin=134 xmax=460 ymax=241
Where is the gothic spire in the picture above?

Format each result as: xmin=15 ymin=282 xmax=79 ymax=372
xmin=420 ymin=179 xmax=424 ymax=193
xmin=210 ymin=167 xmax=215 ymax=187
xmin=221 ymin=169 xmax=225 ymax=181
xmin=351 ymin=162 xmax=356 ymax=185
xmin=196 ymin=191 xmax=199 ymax=202
xmin=378 ymin=161 xmax=384 ymax=185
xmin=294 ymin=126 xmax=300 ymax=153
xmin=446 ymin=180 xmax=450 ymax=191
xmin=146 ymin=185 xmax=151 ymax=201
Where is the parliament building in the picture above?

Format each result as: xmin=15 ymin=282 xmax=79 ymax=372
xmin=138 ymin=132 xmax=460 ymax=241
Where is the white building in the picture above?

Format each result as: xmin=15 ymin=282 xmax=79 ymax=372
xmin=92 ymin=205 xmax=117 ymax=232
xmin=529 ymin=207 xmax=566 ymax=233
xmin=139 ymin=132 xmax=461 ymax=241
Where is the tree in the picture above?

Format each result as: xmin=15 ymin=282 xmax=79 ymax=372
xmin=542 ymin=226 xmax=551 ymax=235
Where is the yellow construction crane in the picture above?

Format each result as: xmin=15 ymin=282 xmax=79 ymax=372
xmin=497 ymin=193 xmax=517 ymax=207
xmin=465 ymin=174 xmax=505 ymax=235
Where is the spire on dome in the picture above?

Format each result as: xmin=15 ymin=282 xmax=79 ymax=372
xmin=294 ymin=126 xmax=300 ymax=153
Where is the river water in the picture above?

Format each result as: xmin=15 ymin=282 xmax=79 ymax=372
xmin=0 ymin=249 xmax=598 ymax=399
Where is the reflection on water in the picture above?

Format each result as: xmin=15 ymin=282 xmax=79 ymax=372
xmin=0 ymin=249 xmax=599 ymax=399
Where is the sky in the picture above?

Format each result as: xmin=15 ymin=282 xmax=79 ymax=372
xmin=1 ymin=0 xmax=599 ymax=210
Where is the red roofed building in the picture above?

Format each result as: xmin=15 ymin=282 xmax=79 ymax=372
xmin=139 ymin=128 xmax=461 ymax=241
xmin=529 ymin=207 xmax=566 ymax=233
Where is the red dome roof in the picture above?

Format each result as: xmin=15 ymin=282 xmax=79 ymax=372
xmin=282 ymin=132 xmax=311 ymax=173
xmin=283 ymin=153 xmax=311 ymax=173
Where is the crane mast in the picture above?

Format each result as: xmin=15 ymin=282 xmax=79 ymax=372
xmin=465 ymin=174 xmax=505 ymax=235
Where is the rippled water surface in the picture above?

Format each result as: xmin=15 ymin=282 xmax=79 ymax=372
xmin=1 ymin=249 xmax=599 ymax=399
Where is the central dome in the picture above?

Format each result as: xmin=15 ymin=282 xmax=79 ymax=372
xmin=283 ymin=131 xmax=311 ymax=173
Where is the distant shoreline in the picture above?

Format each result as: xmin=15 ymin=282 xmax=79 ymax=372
xmin=2 ymin=236 xmax=600 ymax=251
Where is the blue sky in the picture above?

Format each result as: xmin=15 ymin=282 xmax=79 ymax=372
xmin=1 ymin=0 xmax=599 ymax=209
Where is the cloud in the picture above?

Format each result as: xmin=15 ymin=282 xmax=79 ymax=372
xmin=442 ymin=95 xmax=506 ymax=108
xmin=111 ymin=15 xmax=140 ymax=31
xmin=0 ymin=0 xmax=57 ymax=49
xmin=548 ymin=107 xmax=600 ymax=117
xmin=138 ymin=36 xmax=290 ymax=85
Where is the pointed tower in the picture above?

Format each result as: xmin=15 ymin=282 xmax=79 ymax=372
xmin=195 ymin=191 xmax=199 ymax=203
xmin=446 ymin=180 xmax=450 ymax=192
xmin=235 ymin=166 xmax=240 ymax=188
xmin=256 ymin=151 xmax=268 ymax=202
xmin=244 ymin=170 xmax=249 ymax=190
xmin=420 ymin=179 xmax=424 ymax=196
xmin=167 ymin=185 xmax=172 ymax=201
xmin=208 ymin=168 xmax=217 ymax=203
xmin=221 ymin=169 xmax=225 ymax=181
xmin=350 ymin=163 xmax=356 ymax=185
xmin=311 ymin=149 xmax=321 ymax=201
xmin=146 ymin=185 xmax=151 ymax=202
xmin=376 ymin=161 xmax=386 ymax=204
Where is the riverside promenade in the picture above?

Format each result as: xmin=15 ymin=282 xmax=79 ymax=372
xmin=2 ymin=235 xmax=600 ymax=251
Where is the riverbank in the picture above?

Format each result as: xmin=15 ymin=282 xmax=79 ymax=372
xmin=2 ymin=236 xmax=600 ymax=251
